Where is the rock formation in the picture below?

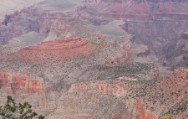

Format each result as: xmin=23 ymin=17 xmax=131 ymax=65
xmin=14 ymin=38 xmax=99 ymax=63
xmin=0 ymin=0 xmax=187 ymax=119
xmin=0 ymin=72 xmax=44 ymax=94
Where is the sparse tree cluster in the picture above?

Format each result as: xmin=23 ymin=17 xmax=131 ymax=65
xmin=0 ymin=96 xmax=44 ymax=119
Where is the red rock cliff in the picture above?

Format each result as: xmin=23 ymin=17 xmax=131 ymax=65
xmin=0 ymin=72 xmax=44 ymax=94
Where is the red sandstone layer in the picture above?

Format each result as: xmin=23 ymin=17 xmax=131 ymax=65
xmin=66 ymin=68 xmax=188 ymax=119
xmin=0 ymin=72 xmax=43 ymax=94
xmin=15 ymin=38 xmax=98 ymax=63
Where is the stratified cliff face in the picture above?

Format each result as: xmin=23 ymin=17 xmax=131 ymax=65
xmin=0 ymin=72 xmax=43 ymax=94
xmin=14 ymin=38 xmax=99 ymax=63
xmin=0 ymin=0 xmax=187 ymax=119
xmin=81 ymin=0 xmax=188 ymax=21
xmin=47 ymin=68 xmax=188 ymax=119
xmin=79 ymin=0 xmax=188 ymax=69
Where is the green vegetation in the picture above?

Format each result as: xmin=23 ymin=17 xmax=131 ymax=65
xmin=96 ymin=62 xmax=154 ymax=80
xmin=0 ymin=96 xmax=44 ymax=119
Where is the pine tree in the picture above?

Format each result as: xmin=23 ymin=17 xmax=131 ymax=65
xmin=0 ymin=96 xmax=44 ymax=119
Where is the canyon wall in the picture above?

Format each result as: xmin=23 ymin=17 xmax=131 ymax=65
xmin=0 ymin=72 xmax=44 ymax=94
xmin=0 ymin=0 xmax=187 ymax=119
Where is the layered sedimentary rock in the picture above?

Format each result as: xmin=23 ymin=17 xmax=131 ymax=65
xmin=0 ymin=0 xmax=187 ymax=119
xmin=82 ymin=0 xmax=188 ymax=21
xmin=0 ymin=72 xmax=43 ymax=94
xmin=79 ymin=0 xmax=188 ymax=69
xmin=14 ymin=38 xmax=99 ymax=63
xmin=54 ymin=68 xmax=187 ymax=119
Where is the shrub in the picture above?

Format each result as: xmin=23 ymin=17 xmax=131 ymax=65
xmin=0 ymin=96 xmax=44 ymax=119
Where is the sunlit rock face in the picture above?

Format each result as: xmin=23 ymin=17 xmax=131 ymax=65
xmin=0 ymin=0 xmax=187 ymax=119
xmin=0 ymin=72 xmax=44 ymax=94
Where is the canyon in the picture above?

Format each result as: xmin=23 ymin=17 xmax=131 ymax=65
xmin=0 ymin=0 xmax=188 ymax=119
